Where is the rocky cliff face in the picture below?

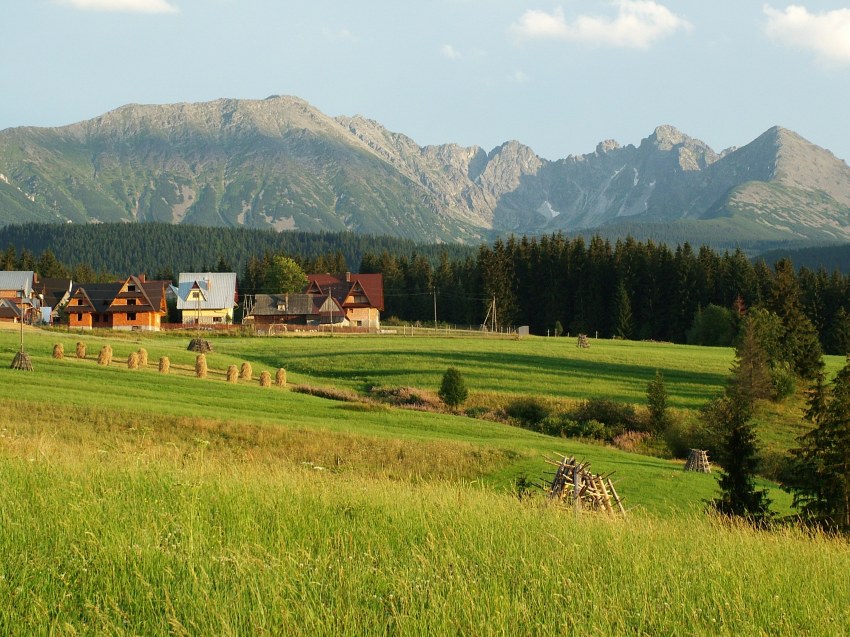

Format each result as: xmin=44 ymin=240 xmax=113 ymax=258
xmin=1 ymin=96 xmax=849 ymax=246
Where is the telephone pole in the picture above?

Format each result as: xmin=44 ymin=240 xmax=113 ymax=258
xmin=433 ymin=287 xmax=437 ymax=332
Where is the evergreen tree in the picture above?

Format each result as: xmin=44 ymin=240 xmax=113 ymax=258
xmin=706 ymin=391 xmax=772 ymax=522
xmin=646 ymin=370 xmax=671 ymax=435
xmin=614 ymin=281 xmax=633 ymax=339
xmin=438 ymin=367 xmax=468 ymax=409
xmin=728 ymin=316 xmax=774 ymax=405
xmin=783 ymin=361 xmax=850 ymax=532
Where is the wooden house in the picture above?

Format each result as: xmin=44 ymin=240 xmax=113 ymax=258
xmin=67 ymin=275 xmax=168 ymax=331
xmin=0 ymin=271 xmax=41 ymax=324
xmin=175 ymin=272 xmax=238 ymax=325
xmin=305 ymin=272 xmax=384 ymax=329
xmin=249 ymin=293 xmax=344 ymax=329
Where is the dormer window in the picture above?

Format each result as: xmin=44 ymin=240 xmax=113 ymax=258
xmin=127 ymin=284 xmax=136 ymax=293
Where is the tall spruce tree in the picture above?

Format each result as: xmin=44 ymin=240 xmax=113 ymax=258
xmin=729 ymin=316 xmax=774 ymax=405
xmin=614 ymin=281 xmax=633 ymax=340
xmin=706 ymin=390 xmax=772 ymax=522
xmin=783 ymin=361 xmax=850 ymax=532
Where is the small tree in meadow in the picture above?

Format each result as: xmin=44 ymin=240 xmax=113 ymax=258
xmin=646 ymin=370 xmax=671 ymax=435
xmin=438 ymin=367 xmax=468 ymax=409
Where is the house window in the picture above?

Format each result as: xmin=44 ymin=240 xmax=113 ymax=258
xmin=77 ymin=313 xmax=82 ymax=321
xmin=127 ymin=284 xmax=136 ymax=292
xmin=213 ymin=316 xmax=222 ymax=323
xmin=127 ymin=313 xmax=137 ymax=321
xmin=127 ymin=298 xmax=137 ymax=306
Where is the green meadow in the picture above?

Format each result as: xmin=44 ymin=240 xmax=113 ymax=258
xmin=1 ymin=326 xmax=848 ymax=635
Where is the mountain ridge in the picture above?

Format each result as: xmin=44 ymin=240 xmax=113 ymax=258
xmin=1 ymin=95 xmax=849 ymax=248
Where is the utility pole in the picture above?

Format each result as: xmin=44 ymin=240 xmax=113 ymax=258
xmin=329 ymin=289 xmax=334 ymax=335
xmin=492 ymin=295 xmax=497 ymax=333
xmin=433 ymin=287 xmax=437 ymax=332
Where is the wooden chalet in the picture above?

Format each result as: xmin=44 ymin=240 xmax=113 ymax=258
xmin=0 ymin=271 xmax=41 ymax=324
xmin=67 ymin=275 xmax=168 ymax=331
xmin=306 ymin=272 xmax=384 ymax=329
xmin=250 ymin=293 xmax=344 ymax=329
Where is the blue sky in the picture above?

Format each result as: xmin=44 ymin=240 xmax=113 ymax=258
xmin=3 ymin=1 xmax=850 ymax=162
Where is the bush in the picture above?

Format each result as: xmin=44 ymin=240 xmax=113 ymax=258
xmin=505 ymin=397 xmax=551 ymax=428
xmin=568 ymin=399 xmax=641 ymax=436
xmin=438 ymin=367 xmax=468 ymax=408
xmin=770 ymin=363 xmax=796 ymax=401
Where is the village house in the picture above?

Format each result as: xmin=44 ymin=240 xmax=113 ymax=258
xmin=175 ymin=272 xmax=238 ymax=325
xmin=0 ymin=271 xmax=40 ymax=324
xmin=247 ymin=272 xmax=384 ymax=332
xmin=305 ymin=272 xmax=384 ymax=330
xmin=249 ymin=293 xmax=344 ymax=331
xmin=67 ymin=275 xmax=167 ymax=331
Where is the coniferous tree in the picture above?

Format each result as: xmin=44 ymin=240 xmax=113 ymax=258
xmin=438 ymin=367 xmax=468 ymax=408
xmin=706 ymin=390 xmax=772 ymax=522
xmin=646 ymin=370 xmax=671 ymax=435
xmin=728 ymin=316 xmax=774 ymax=405
xmin=783 ymin=361 xmax=850 ymax=532
xmin=614 ymin=281 xmax=633 ymax=340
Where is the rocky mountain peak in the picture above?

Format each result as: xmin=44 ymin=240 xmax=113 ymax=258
xmin=595 ymin=139 xmax=621 ymax=155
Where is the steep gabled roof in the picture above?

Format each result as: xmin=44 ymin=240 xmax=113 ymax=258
xmin=176 ymin=272 xmax=238 ymax=310
xmin=0 ymin=299 xmax=22 ymax=320
xmin=69 ymin=283 xmax=122 ymax=311
xmin=306 ymin=273 xmax=384 ymax=311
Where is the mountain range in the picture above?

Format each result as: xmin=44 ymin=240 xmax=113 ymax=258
xmin=1 ymin=95 xmax=849 ymax=249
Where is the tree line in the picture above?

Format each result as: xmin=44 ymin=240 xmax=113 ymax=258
xmin=3 ymin=225 xmax=850 ymax=355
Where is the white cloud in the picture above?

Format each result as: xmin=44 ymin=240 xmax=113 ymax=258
xmin=57 ymin=0 xmax=179 ymax=13
xmin=763 ymin=4 xmax=850 ymax=65
xmin=441 ymin=44 xmax=462 ymax=59
xmin=510 ymin=1 xmax=691 ymax=49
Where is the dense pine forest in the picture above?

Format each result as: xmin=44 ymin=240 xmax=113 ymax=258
xmin=3 ymin=222 xmax=850 ymax=354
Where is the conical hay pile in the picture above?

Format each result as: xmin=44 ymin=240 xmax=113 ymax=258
xmin=137 ymin=347 xmax=148 ymax=367
xmin=97 ymin=345 xmax=112 ymax=366
xmin=259 ymin=371 xmax=271 ymax=387
xmin=128 ymin=352 xmax=139 ymax=369
xmin=52 ymin=343 xmax=64 ymax=359
xmin=159 ymin=356 xmax=170 ymax=374
xmin=76 ymin=342 xmax=86 ymax=359
xmin=195 ymin=354 xmax=208 ymax=378
xmin=240 ymin=362 xmax=252 ymax=381
xmin=275 ymin=368 xmax=286 ymax=387
xmin=226 ymin=365 xmax=238 ymax=383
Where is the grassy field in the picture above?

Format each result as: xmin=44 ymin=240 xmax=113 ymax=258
xmin=1 ymin=325 xmax=848 ymax=634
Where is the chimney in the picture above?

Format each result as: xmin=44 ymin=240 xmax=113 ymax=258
xmin=138 ymin=274 xmax=146 ymax=282
xmin=345 ymin=272 xmax=351 ymax=283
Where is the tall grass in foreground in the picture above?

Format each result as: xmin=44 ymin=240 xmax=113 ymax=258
xmin=0 ymin=455 xmax=847 ymax=636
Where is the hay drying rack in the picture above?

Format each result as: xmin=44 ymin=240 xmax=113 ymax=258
xmin=543 ymin=453 xmax=625 ymax=516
